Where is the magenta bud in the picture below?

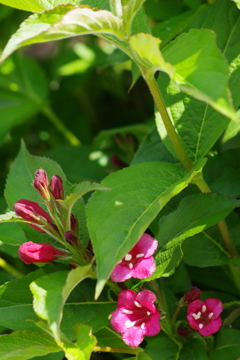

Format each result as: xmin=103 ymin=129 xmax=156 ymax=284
xmin=184 ymin=287 xmax=202 ymax=304
xmin=35 ymin=169 xmax=48 ymax=183
xmin=33 ymin=169 xmax=50 ymax=200
xmin=65 ymin=231 xmax=78 ymax=244
xmin=33 ymin=179 xmax=50 ymax=201
xmin=18 ymin=241 xmax=64 ymax=264
xmin=50 ymin=175 xmax=64 ymax=200
xmin=14 ymin=199 xmax=52 ymax=224
xmin=177 ymin=327 xmax=191 ymax=337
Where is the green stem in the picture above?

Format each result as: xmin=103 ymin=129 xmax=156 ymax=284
xmin=172 ymin=304 xmax=182 ymax=323
xmin=142 ymin=72 xmax=239 ymax=258
xmin=93 ymin=346 xmax=142 ymax=354
xmin=192 ymin=174 xmax=239 ymax=258
xmin=141 ymin=70 xmax=193 ymax=172
xmin=42 ymin=106 xmax=81 ymax=146
xmin=0 ymin=258 xmax=23 ymax=278
xmin=223 ymin=308 xmax=240 ymax=327
xmin=106 ymin=279 xmax=123 ymax=295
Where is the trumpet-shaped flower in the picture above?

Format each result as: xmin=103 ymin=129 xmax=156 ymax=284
xmin=111 ymin=233 xmax=158 ymax=282
xmin=18 ymin=241 xmax=64 ymax=264
xmin=110 ymin=290 xmax=161 ymax=347
xmin=187 ymin=298 xmax=223 ymax=336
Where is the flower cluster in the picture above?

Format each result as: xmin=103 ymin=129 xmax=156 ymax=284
xmin=13 ymin=169 xmax=224 ymax=349
xmin=14 ymin=169 xmax=89 ymax=266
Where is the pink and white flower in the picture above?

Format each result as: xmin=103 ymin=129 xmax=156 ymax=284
xmin=111 ymin=233 xmax=158 ymax=282
xmin=110 ymin=289 xmax=161 ymax=347
xmin=187 ymin=298 xmax=223 ymax=336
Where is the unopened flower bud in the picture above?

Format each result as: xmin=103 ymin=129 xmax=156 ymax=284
xmin=177 ymin=327 xmax=191 ymax=337
xmin=65 ymin=231 xmax=78 ymax=245
xmin=18 ymin=241 xmax=64 ymax=264
xmin=14 ymin=199 xmax=52 ymax=224
xmin=35 ymin=169 xmax=48 ymax=183
xmin=14 ymin=199 xmax=52 ymax=233
xmin=50 ymin=175 xmax=64 ymax=200
xmin=184 ymin=287 xmax=202 ymax=304
xmin=33 ymin=179 xmax=50 ymax=201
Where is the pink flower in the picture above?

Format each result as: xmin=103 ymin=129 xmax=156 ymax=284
xmin=187 ymin=298 xmax=223 ymax=336
xmin=18 ymin=241 xmax=64 ymax=264
xmin=50 ymin=175 xmax=64 ymax=200
xmin=14 ymin=199 xmax=52 ymax=232
xmin=110 ymin=290 xmax=160 ymax=347
xmin=111 ymin=233 xmax=158 ymax=282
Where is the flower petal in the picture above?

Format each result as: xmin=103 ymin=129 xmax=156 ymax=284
xmin=136 ymin=290 xmax=156 ymax=312
xmin=187 ymin=300 xmax=204 ymax=315
xmin=111 ymin=264 xmax=133 ymax=282
xmin=122 ymin=326 xmax=146 ymax=347
xmin=199 ymin=317 xmax=222 ymax=336
xmin=136 ymin=233 xmax=158 ymax=257
xmin=145 ymin=311 xmax=161 ymax=336
xmin=118 ymin=290 xmax=137 ymax=308
xmin=132 ymin=257 xmax=156 ymax=279
xmin=204 ymin=298 xmax=223 ymax=318
xmin=110 ymin=308 xmax=129 ymax=333
xmin=187 ymin=314 xmax=200 ymax=330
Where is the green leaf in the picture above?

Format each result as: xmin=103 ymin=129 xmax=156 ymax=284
xmin=151 ymin=194 xmax=237 ymax=279
xmin=231 ymin=0 xmax=240 ymax=9
xmin=86 ymin=158 xmax=206 ymax=298
xmin=129 ymin=33 xmax=175 ymax=76
xmin=4 ymin=141 xmax=69 ymax=209
xmin=0 ymin=222 xmax=26 ymax=245
xmin=130 ymin=29 xmax=236 ymax=120
xmin=130 ymin=6 xmax=151 ymax=35
xmin=152 ymin=6 xmax=206 ymax=48
xmin=179 ymin=339 xmax=208 ymax=360
xmin=57 ymin=181 xmax=110 ymax=231
xmin=61 ymin=302 xmax=115 ymax=339
xmin=162 ymin=29 xmax=236 ymax=120
xmin=209 ymin=328 xmax=240 ymax=360
xmin=137 ymin=353 xmax=152 ymax=360
xmin=157 ymin=0 xmax=240 ymax=163
xmin=122 ymin=0 xmax=147 ymax=36
xmin=30 ymin=264 xmax=92 ymax=341
xmin=144 ymin=333 xmax=179 ymax=360
xmin=182 ymin=231 xmax=230 ymax=267
xmin=94 ymin=327 xmax=130 ymax=349
xmin=74 ymin=324 xmax=97 ymax=360
xmin=0 ymin=264 xmax=69 ymax=332
xmin=45 ymin=145 xmax=108 ymax=184
xmin=0 ymin=331 xmax=61 ymax=360
xmin=0 ymin=0 xmax=81 ymax=12
xmin=0 ymin=91 xmax=39 ymax=144
xmin=131 ymin=126 xmax=178 ymax=165
xmin=202 ymin=154 xmax=240 ymax=198
xmin=0 ymin=5 xmax=125 ymax=62
xmin=110 ymin=0 xmax=122 ymax=18
xmin=221 ymin=113 xmax=240 ymax=151
xmin=0 ymin=211 xmax=22 ymax=222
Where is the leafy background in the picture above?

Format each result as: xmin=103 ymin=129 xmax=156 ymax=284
xmin=0 ymin=0 xmax=240 ymax=359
